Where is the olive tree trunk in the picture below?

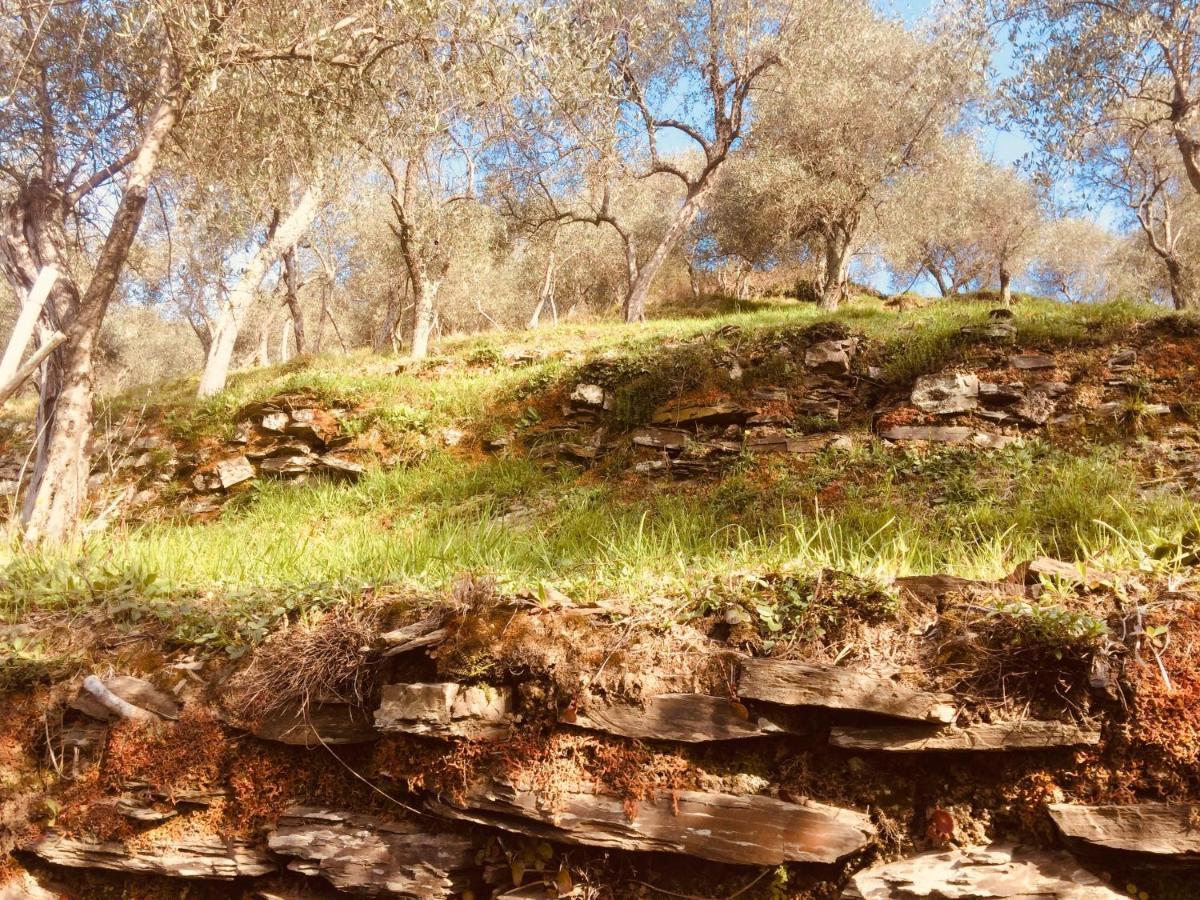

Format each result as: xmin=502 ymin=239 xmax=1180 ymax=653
xmin=196 ymin=185 xmax=319 ymax=398
xmin=21 ymin=68 xmax=184 ymax=545
xmin=623 ymin=184 xmax=711 ymax=322
xmin=818 ymin=219 xmax=857 ymax=311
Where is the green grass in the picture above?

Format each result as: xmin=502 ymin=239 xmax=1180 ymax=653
xmin=5 ymin=439 xmax=1193 ymax=615
xmin=3 ymin=293 xmax=1194 ymax=636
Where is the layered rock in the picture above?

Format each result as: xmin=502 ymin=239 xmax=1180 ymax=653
xmin=374 ymin=682 xmax=513 ymax=740
xmin=430 ymin=779 xmax=874 ymax=866
xmin=845 ymin=843 xmax=1123 ymax=899
xmin=1048 ymin=803 xmax=1200 ymax=858
xmin=737 ymin=658 xmax=956 ymax=723
xmin=27 ymin=833 xmax=275 ymax=880
xmin=268 ymin=807 xmax=479 ymax=898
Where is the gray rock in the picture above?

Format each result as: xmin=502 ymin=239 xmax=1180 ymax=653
xmin=317 ymin=454 xmax=364 ymax=479
xmin=374 ymin=682 xmax=513 ymax=740
xmin=430 ymin=779 xmax=874 ymax=866
xmin=260 ymin=454 xmax=315 ymax=475
xmin=1012 ymin=392 xmax=1057 ymax=425
xmin=979 ymin=381 xmax=1025 ymax=406
xmin=262 ymin=412 xmax=290 ymax=432
xmin=215 ymin=455 xmax=255 ymax=489
xmin=845 ymin=843 xmax=1122 ymax=899
xmin=250 ymin=702 xmax=377 ymax=747
xmin=1049 ymin=802 xmax=1200 ymax=857
xmin=569 ymin=383 xmax=606 ymax=408
xmin=737 ymin=657 xmax=955 ymax=723
xmin=569 ymin=693 xmax=785 ymax=742
xmin=1107 ymin=348 xmax=1137 ymax=370
xmin=632 ymin=427 xmax=691 ymax=452
xmin=829 ymin=720 xmax=1101 ymax=752
xmin=961 ymin=322 xmax=1017 ymax=340
xmin=28 ymin=833 xmax=275 ymax=880
xmin=804 ymin=339 xmax=857 ymax=376
xmin=652 ymin=400 xmax=754 ymax=428
xmin=269 ymin=807 xmax=478 ymax=898
xmin=912 ymin=372 xmax=979 ymax=414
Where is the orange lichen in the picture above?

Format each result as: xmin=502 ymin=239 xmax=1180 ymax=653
xmin=103 ymin=709 xmax=226 ymax=794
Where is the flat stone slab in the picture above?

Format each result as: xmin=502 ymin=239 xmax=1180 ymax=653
xmin=27 ymin=832 xmax=275 ymax=880
xmin=1011 ymin=556 xmax=1112 ymax=588
xmin=568 ymin=693 xmax=783 ymax=742
xmin=912 ymin=372 xmax=979 ymax=414
xmin=1048 ymin=802 xmax=1200 ymax=857
xmin=250 ymin=701 xmax=378 ymax=747
xmin=845 ymin=843 xmax=1123 ymax=899
xmin=374 ymin=682 xmax=513 ymax=740
xmin=1010 ymin=352 xmax=1057 ymax=370
xmin=879 ymin=426 xmax=1019 ymax=448
xmin=215 ymin=455 xmax=254 ymax=488
xmin=805 ymin=339 xmax=856 ymax=375
xmin=631 ymin=426 xmax=691 ymax=452
xmin=745 ymin=432 xmax=832 ymax=454
xmin=429 ymin=779 xmax=873 ymax=866
xmin=651 ymin=401 xmax=754 ymax=428
xmin=737 ymin=658 xmax=955 ymax=723
xmin=893 ymin=574 xmax=1028 ymax=602
xmin=269 ymin=806 xmax=479 ymax=898
xmin=829 ymin=720 xmax=1100 ymax=752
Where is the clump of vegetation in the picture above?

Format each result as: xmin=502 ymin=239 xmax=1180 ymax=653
xmin=223 ymin=603 xmax=384 ymax=721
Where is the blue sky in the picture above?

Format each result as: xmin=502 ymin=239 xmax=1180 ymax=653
xmin=889 ymin=0 xmax=1037 ymax=168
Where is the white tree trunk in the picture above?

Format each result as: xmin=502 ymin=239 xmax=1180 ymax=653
xmin=410 ymin=275 xmax=441 ymax=360
xmin=528 ymin=246 xmax=556 ymax=328
xmin=0 ymin=266 xmax=58 ymax=386
xmin=196 ymin=185 xmax=319 ymax=398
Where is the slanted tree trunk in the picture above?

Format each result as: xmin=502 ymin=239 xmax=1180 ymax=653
xmin=0 ymin=266 xmax=59 ymax=386
xmin=924 ymin=259 xmax=950 ymax=297
xmin=528 ymin=245 xmax=557 ymax=328
xmin=281 ymin=245 xmax=306 ymax=355
xmin=197 ymin=184 xmax=319 ymax=398
xmin=623 ymin=185 xmax=710 ymax=322
xmin=22 ymin=62 xmax=183 ymax=545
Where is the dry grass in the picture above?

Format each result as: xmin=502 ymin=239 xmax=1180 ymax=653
xmin=223 ymin=603 xmax=383 ymax=722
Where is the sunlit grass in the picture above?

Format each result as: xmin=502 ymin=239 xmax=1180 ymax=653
xmin=2 ymin=293 xmax=1190 ymax=627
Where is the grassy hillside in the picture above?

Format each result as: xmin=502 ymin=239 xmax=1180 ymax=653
xmin=3 ymin=294 xmax=1197 ymax=636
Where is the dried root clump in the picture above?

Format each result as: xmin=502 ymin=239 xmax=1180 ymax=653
xmin=224 ymin=603 xmax=383 ymax=722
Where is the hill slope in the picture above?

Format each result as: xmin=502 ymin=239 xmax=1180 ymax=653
xmin=1 ymin=295 xmax=1199 ymax=899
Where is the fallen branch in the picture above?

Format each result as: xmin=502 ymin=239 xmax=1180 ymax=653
xmin=81 ymin=675 xmax=157 ymax=723
xmin=0 ymin=266 xmax=58 ymax=386
xmin=0 ymin=330 xmax=67 ymax=406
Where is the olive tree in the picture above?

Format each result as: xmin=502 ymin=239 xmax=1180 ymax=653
xmin=746 ymin=8 xmax=982 ymax=308
xmin=0 ymin=1 xmax=400 ymax=544
xmin=988 ymin=0 xmax=1200 ymax=199
xmin=510 ymin=0 xmax=851 ymax=322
